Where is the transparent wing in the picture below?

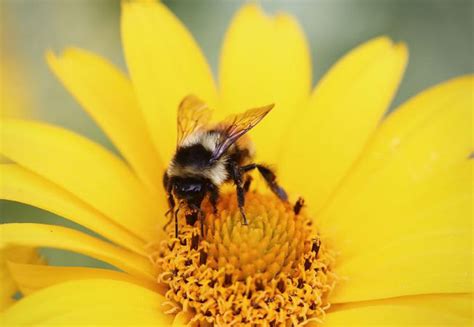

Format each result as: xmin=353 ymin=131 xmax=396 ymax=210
xmin=176 ymin=95 xmax=213 ymax=146
xmin=211 ymin=103 xmax=274 ymax=161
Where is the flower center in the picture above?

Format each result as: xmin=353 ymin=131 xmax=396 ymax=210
xmin=150 ymin=192 xmax=337 ymax=326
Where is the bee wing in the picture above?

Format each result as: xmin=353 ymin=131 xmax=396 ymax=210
xmin=211 ymin=104 xmax=274 ymax=161
xmin=177 ymin=95 xmax=213 ymax=146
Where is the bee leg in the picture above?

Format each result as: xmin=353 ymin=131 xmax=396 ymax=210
xmin=189 ymin=204 xmax=205 ymax=238
xmin=243 ymin=175 xmax=253 ymax=193
xmin=256 ymin=164 xmax=288 ymax=201
xmin=231 ymin=162 xmax=248 ymax=225
xmin=241 ymin=164 xmax=288 ymax=201
xmin=207 ymin=182 xmax=219 ymax=214
xmin=238 ymin=193 xmax=248 ymax=225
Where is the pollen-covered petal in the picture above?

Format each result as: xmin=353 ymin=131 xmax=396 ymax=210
xmin=121 ymin=0 xmax=217 ymax=163
xmin=318 ymin=76 xmax=473 ymax=302
xmin=0 ymin=224 xmax=154 ymax=281
xmin=0 ymin=164 xmax=146 ymax=255
xmin=219 ymin=4 xmax=311 ymax=163
xmin=0 ymin=119 xmax=165 ymax=242
xmin=0 ymin=247 xmax=43 ymax=311
xmin=7 ymin=262 xmax=158 ymax=296
xmin=2 ymin=279 xmax=172 ymax=325
xmin=321 ymin=294 xmax=472 ymax=326
xmin=46 ymin=48 xmax=163 ymax=192
xmin=280 ymin=37 xmax=407 ymax=210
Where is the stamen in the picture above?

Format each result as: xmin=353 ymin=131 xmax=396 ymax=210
xmin=150 ymin=192 xmax=337 ymax=325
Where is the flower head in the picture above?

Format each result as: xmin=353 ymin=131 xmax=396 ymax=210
xmin=153 ymin=193 xmax=336 ymax=325
xmin=1 ymin=1 xmax=472 ymax=326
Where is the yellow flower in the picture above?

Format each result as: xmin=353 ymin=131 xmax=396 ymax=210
xmin=1 ymin=1 xmax=472 ymax=325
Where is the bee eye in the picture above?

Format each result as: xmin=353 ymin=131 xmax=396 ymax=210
xmin=175 ymin=182 xmax=202 ymax=193
xmin=184 ymin=184 xmax=202 ymax=193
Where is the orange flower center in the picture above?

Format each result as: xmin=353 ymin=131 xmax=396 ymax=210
xmin=150 ymin=192 xmax=337 ymax=325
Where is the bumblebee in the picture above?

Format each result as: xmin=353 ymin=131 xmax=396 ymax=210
xmin=163 ymin=95 xmax=287 ymax=237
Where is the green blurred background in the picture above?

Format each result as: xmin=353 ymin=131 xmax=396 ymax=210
xmin=1 ymin=0 xmax=473 ymax=266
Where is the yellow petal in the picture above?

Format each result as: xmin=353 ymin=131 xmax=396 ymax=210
xmin=0 ymin=266 xmax=16 ymax=311
xmin=322 ymin=294 xmax=472 ymax=326
xmin=316 ymin=76 xmax=473 ymax=302
xmin=0 ymin=164 xmax=146 ymax=255
xmin=2 ymin=279 xmax=172 ymax=325
xmin=326 ymin=160 xmax=471 ymax=262
xmin=0 ymin=224 xmax=153 ymax=281
xmin=325 ymin=162 xmax=472 ymax=302
xmin=46 ymin=48 xmax=164 ymax=192
xmin=330 ymin=229 xmax=472 ymax=303
xmin=281 ymin=37 xmax=407 ymax=209
xmin=219 ymin=4 xmax=311 ymax=162
xmin=0 ymin=247 xmax=43 ymax=311
xmin=7 ymin=262 xmax=158 ymax=295
xmin=319 ymin=76 xmax=472 ymax=238
xmin=0 ymin=119 xmax=165 ymax=242
xmin=121 ymin=0 xmax=217 ymax=162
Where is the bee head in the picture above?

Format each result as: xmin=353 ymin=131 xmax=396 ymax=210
xmin=172 ymin=177 xmax=207 ymax=206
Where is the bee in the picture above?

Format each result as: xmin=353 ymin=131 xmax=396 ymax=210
xmin=163 ymin=95 xmax=288 ymax=237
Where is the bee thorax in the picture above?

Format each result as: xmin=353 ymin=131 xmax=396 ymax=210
xmin=168 ymin=142 xmax=228 ymax=186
